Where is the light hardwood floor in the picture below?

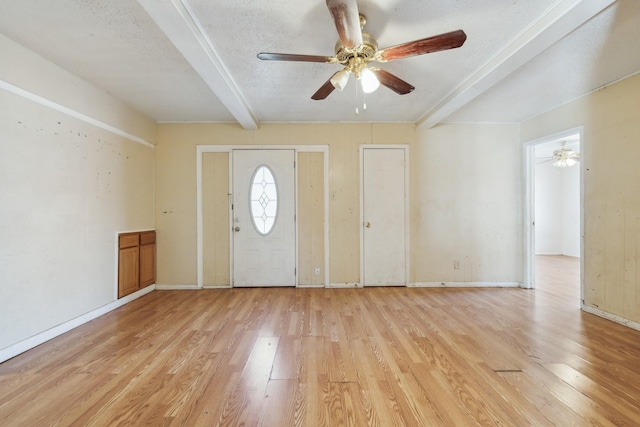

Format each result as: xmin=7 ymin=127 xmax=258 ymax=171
xmin=2 ymin=256 xmax=640 ymax=426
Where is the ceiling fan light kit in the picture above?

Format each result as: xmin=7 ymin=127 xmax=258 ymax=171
xmin=552 ymin=149 xmax=578 ymax=168
xmin=551 ymin=141 xmax=580 ymax=168
xmin=360 ymin=67 xmax=380 ymax=93
xmin=330 ymin=69 xmax=350 ymax=91
xmin=257 ymin=0 xmax=467 ymax=103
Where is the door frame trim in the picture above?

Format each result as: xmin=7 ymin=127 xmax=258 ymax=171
xmin=359 ymin=145 xmax=410 ymax=287
xmin=196 ymin=145 xmax=329 ymax=288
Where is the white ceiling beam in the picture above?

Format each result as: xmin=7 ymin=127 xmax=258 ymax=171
xmin=137 ymin=0 xmax=258 ymax=129
xmin=416 ymin=0 xmax=616 ymax=129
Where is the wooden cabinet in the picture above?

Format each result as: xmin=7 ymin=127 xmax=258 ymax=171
xmin=118 ymin=230 xmax=155 ymax=298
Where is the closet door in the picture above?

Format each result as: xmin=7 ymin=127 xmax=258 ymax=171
xmin=362 ymin=147 xmax=408 ymax=287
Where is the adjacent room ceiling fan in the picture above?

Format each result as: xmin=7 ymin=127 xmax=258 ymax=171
xmin=257 ymin=0 xmax=467 ymax=100
xmin=552 ymin=141 xmax=580 ymax=167
xmin=538 ymin=141 xmax=581 ymax=168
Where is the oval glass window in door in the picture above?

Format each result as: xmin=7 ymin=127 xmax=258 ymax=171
xmin=250 ymin=165 xmax=278 ymax=235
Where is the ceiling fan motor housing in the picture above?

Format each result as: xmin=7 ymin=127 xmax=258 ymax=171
xmin=335 ymin=32 xmax=378 ymax=63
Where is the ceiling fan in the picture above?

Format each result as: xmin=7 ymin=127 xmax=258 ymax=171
xmin=552 ymin=141 xmax=580 ymax=167
xmin=537 ymin=141 xmax=581 ymax=168
xmin=257 ymin=0 xmax=467 ymax=100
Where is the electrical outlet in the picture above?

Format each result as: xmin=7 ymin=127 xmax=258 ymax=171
xmin=453 ymin=259 xmax=460 ymax=270
xmin=314 ymin=267 xmax=321 ymax=276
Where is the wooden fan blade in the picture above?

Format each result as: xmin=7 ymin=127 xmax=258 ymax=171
xmin=326 ymin=0 xmax=363 ymax=49
xmin=257 ymin=53 xmax=334 ymax=63
xmin=372 ymin=69 xmax=415 ymax=95
xmin=311 ymin=77 xmax=336 ymax=100
xmin=378 ymin=30 xmax=467 ymax=62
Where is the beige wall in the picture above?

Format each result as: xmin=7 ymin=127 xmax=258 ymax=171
xmin=156 ymin=123 xmax=415 ymax=285
xmin=155 ymin=124 xmax=249 ymax=285
xmin=156 ymin=122 xmax=523 ymax=286
xmin=412 ymin=124 xmax=523 ymax=283
xmin=202 ymin=152 xmax=230 ymax=286
xmin=0 ymin=36 xmax=156 ymax=352
xmin=522 ymin=72 xmax=640 ymax=324
xmin=0 ymin=34 xmax=157 ymax=144
xmin=298 ymin=152 xmax=325 ymax=286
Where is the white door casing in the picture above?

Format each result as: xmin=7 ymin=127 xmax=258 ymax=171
xmin=232 ymin=149 xmax=296 ymax=287
xmin=361 ymin=146 xmax=408 ymax=286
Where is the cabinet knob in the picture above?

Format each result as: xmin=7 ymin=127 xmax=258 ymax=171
xmin=365 ymin=222 xmax=371 ymax=228
xmin=234 ymin=226 xmax=240 ymax=232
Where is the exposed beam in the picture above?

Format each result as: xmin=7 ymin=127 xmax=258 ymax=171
xmin=416 ymin=0 xmax=616 ymax=129
xmin=137 ymin=0 xmax=258 ymax=129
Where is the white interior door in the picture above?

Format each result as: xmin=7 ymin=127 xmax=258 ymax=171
xmin=232 ymin=149 xmax=296 ymax=287
xmin=362 ymin=147 xmax=407 ymax=286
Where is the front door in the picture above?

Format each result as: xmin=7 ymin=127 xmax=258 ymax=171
xmin=232 ymin=149 xmax=296 ymax=287
xmin=362 ymin=147 xmax=407 ymax=286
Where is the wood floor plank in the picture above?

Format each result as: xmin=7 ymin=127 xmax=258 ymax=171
xmin=325 ymin=382 xmax=367 ymax=427
xmin=258 ymin=379 xmax=301 ymax=427
xmin=495 ymin=367 xmax=590 ymax=426
xmin=544 ymin=362 xmax=640 ymax=426
xmin=217 ymin=336 xmax=279 ymax=426
xmin=2 ymin=256 xmax=640 ymax=425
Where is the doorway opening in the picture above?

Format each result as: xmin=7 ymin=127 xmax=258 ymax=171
xmin=524 ymin=128 xmax=583 ymax=304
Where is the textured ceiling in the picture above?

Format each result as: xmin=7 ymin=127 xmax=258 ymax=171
xmin=0 ymin=0 xmax=638 ymax=128
xmin=447 ymin=0 xmax=640 ymax=123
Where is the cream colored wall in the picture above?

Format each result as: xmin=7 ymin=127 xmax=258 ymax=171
xmin=522 ymin=72 xmax=640 ymax=324
xmin=156 ymin=122 xmax=523 ymax=286
xmin=0 ymin=34 xmax=157 ymax=143
xmin=202 ymin=152 xmax=230 ymax=286
xmin=156 ymin=124 xmax=249 ymax=286
xmin=0 ymin=36 xmax=156 ymax=352
xmin=298 ymin=152 xmax=325 ymax=286
xmin=411 ymin=124 xmax=523 ymax=283
xmin=156 ymin=123 xmax=415 ymax=285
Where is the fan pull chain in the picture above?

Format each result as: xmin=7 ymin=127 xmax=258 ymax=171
xmin=355 ymin=77 xmax=359 ymax=115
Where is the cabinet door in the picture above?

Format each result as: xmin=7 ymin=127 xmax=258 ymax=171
xmin=118 ymin=246 xmax=140 ymax=298
xmin=139 ymin=243 xmax=156 ymax=287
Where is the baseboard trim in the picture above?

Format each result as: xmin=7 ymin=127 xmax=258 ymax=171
xmin=328 ymin=282 xmax=361 ymax=289
xmin=581 ymin=304 xmax=640 ymax=332
xmin=0 ymin=284 xmax=155 ymax=363
xmin=409 ymin=282 xmax=522 ymax=288
xmin=155 ymin=284 xmax=201 ymax=290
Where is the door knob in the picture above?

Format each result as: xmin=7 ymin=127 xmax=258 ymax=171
xmin=365 ymin=222 xmax=371 ymax=228
xmin=234 ymin=227 xmax=240 ymax=232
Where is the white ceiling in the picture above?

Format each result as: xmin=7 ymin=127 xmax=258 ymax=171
xmin=1 ymin=0 xmax=639 ymax=129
